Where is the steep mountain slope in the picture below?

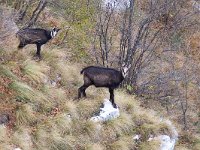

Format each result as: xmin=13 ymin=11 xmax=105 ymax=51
xmin=0 ymin=4 xmax=200 ymax=150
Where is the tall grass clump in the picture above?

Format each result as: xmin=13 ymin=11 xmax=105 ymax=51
xmin=86 ymin=143 xmax=105 ymax=150
xmin=108 ymin=136 xmax=135 ymax=150
xmin=0 ymin=125 xmax=8 ymax=143
xmin=43 ymin=87 xmax=67 ymax=106
xmin=21 ymin=60 xmax=49 ymax=84
xmin=63 ymin=101 xmax=78 ymax=118
xmin=43 ymin=48 xmax=67 ymax=63
xmin=104 ymin=112 xmax=135 ymax=136
xmin=50 ymin=62 xmax=82 ymax=86
xmin=15 ymin=104 xmax=37 ymax=126
xmin=0 ymin=65 xmax=18 ymax=80
xmin=9 ymin=81 xmax=35 ymax=102
xmin=33 ymin=122 xmax=75 ymax=150
xmin=0 ymin=126 xmax=11 ymax=150
xmin=12 ymin=127 xmax=33 ymax=150
xmin=9 ymin=81 xmax=52 ymax=111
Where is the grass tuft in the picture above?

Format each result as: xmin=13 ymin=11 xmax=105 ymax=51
xmin=15 ymin=104 xmax=37 ymax=126
xmin=0 ymin=125 xmax=7 ymax=143
xmin=108 ymin=136 xmax=135 ymax=150
xmin=63 ymin=100 xmax=78 ymax=118
xmin=12 ymin=127 xmax=33 ymax=150
xmin=0 ymin=65 xmax=18 ymax=80
xmin=21 ymin=60 xmax=49 ymax=84
xmin=104 ymin=112 xmax=135 ymax=136
xmin=9 ymin=81 xmax=35 ymax=102
xmin=139 ymin=140 xmax=160 ymax=150
xmin=86 ymin=143 xmax=105 ymax=150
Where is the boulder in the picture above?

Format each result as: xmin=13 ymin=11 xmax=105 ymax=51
xmin=0 ymin=114 xmax=10 ymax=125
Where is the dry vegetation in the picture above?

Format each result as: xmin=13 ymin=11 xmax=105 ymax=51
xmin=1 ymin=0 xmax=200 ymax=149
xmin=0 ymin=38 xmax=177 ymax=149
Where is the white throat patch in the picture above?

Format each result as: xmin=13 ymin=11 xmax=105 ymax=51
xmin=121 ymin=64 xmax=131 ymax=78
xmin=122 ymin=66 xmax=129 ymax=78
xmin=50 ymin=30 xmax=58 ymax=38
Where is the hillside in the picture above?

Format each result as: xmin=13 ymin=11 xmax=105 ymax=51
xmin=0 ymin=30 xmax=177 ymax=150
xmin=1 ymin=0 xmax=200 ymax=150
xmin=0 ymin=7 xmax=176 ymax=150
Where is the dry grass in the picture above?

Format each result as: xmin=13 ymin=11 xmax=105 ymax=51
xmin=0 ymin=65 xmax=18 ymax=80
xmin=32 ymin=115 xmax=76 ymax=150
xmin=104 ymin=112 xmax=135 ymax=136
xmin=51 ymin=61 xmax=82 ymax=87
xmin=12 ymin=127 xmax=33 ymax=150
xmin=86 ymin=143 xmax=105 ymax=150
xmin=15 ymin=104 xmax=37 ymax=126
xmin=139 ymin=140 xmax=161 ymax=150
xmin=63 ymin=100 xmax=78 ymax=118
xmin=21 ymin=59 xmax=49 ymax=84
xmin=108 ymin=136 xmax=135 ymax=150
xmin=9 ymin=81 xmax=35 ymax=103
xmin=0 ymin=125 xmax=8 ymax=143
xmin=0 ymin=42 xmax=180 ymax=150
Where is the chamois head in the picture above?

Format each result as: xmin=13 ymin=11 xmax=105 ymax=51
xmin=121 ymin=63 xmax=131 ymax=78
xmin=50 ymin=27 xmax=61 ymax=38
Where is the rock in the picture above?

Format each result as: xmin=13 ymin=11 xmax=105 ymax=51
xmin=0 ymin=6 xmax=19 ymax=49
xmin=0 ymin=114 xmax=9 ymax=124
xmin=0 ymin=114 xmax=10 ymax=125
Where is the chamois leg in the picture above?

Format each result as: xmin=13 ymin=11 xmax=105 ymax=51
xmin=79 ymin=76 xmax=92 ymax=98
xmin=109 ymin=88 xmax=117 ymax=108
xmin=78 ymin=85 xmax=89 ymax=99
xmin=18 ymin=42 xmax=26 ymax=49
xmin=82 ymin=88 xmax=87 ymax=97
xmin=36 ymin=44 xmax=42 ymax=58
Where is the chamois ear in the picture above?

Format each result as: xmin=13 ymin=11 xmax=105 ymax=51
xmin=52 ymin=27 xmax=61 ymax=32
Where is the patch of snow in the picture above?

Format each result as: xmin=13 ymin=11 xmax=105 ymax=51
xmin=148 ymin=119 xmax=178 ymax=150
xmin=133 ymin=134 xmax=141 ymax=141
xmin=90 ymin=99 xmax=120 ymax=122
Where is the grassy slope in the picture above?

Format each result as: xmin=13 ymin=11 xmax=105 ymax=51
xmin=1 ymin=4 xmax=200 ymax=147
xmin=0 ymin=42 xmax=177 ymax=150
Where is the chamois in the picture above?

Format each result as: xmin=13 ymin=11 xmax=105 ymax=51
xmin=16 ymin=27 xmax=60 ymax=58
xmin=78 ymin=65 xmax=130 ymax=108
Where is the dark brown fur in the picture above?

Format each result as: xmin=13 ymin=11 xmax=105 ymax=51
xmin=16 ymin=28 xmax=60 ymax=58
xmin=78 ymin=66 xmax=124 ymax=108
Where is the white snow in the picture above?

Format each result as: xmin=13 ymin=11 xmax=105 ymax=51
xmin=133 ymin=134 xmax=141 ymax=141
xmin=90 ymin=99 xmax=178 ymax=150
xmin=148 ymin=119 xmax=178 ymax=150
xmin=90 ymin=99 xmax=120 ymax=122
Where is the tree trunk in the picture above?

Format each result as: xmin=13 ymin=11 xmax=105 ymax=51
xmin=27 ymin=0 xmax=47 ymax=28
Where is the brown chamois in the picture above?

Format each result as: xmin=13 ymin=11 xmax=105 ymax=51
xmin=78 ymin=65 xmax=130 ymax=108
xmin=16 ymin=27 xmax=60 ymax=58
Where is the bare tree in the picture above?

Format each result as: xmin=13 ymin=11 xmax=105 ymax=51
xmin=17 ymin=0 xmax=32 ymax=22
xmin=95 ymin=1 xmax=119 ymax=67
xmin=27 ymin=0 xmax=47 ymax=28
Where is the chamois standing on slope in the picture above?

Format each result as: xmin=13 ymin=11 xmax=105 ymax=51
xmin=78 ymin=65 xmax=130 ymax=108
xmin=16 ymin=27 xmax=60 ymax=58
